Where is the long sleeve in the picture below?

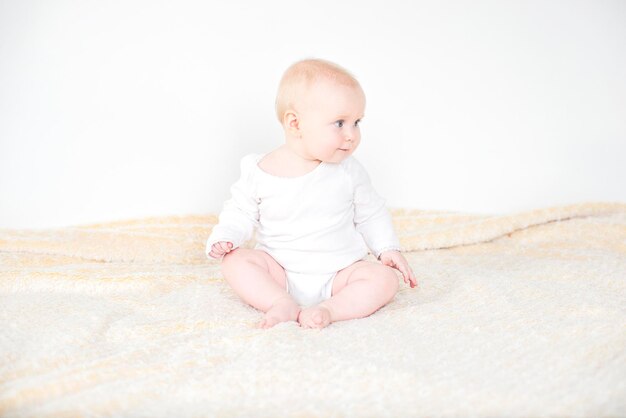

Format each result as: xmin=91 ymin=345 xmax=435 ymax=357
xmin=206 ymin=155 xmax=260 ymax=258
xmin=349 ymin=158 xmax=401 ymax=258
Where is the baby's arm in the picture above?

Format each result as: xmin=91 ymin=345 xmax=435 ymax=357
xmin=349 ymin=158 xmax=417 ymax=287
xmin=206 ymin=155 xmax=259 ymax=259
xmin=349 ymin=158 xmax=400 ymax=256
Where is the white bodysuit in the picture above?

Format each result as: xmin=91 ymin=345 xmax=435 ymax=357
xmin=206 ymin=154 xmax=401 ymax=306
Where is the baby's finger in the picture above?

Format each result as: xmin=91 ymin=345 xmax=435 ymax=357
xmin=210 ymin=245 xmax=225 ymax=257
xmin=400 ymin=263 xmax=417 ymax=288
xmin=407 ymin=267 xmax=418 ymax=288
xmin=217 ymin=242 xmax=232 ymax=253
xmin=401 ymin=265 xmax=412 ymax=284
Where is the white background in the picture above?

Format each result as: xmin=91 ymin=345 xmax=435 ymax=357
xmin=1 ymin=0 xmax=625 ymax=229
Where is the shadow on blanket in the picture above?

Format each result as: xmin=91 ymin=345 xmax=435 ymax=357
xmin=1 ymin=202 xmax=625 ymax=417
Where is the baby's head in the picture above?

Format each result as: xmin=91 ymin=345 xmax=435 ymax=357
xmin=275 ymin=59 xmax=366 ymax=163
xmin=275 ymin=59 xmax=364 ymax=123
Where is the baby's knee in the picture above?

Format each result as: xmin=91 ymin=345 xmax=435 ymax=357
xmin=365 ymin=264 xmax=398 ymax=297
xmin=221 ymin=248 xmax=265 ymax=273
xmin=380 ymin=266 xmax=399 ymax=294
xmin=221 ymin=248 xmax=249 ymax=272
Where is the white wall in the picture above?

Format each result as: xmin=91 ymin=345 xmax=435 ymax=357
xmin=1 ymin=0 xmax=625 ymax=229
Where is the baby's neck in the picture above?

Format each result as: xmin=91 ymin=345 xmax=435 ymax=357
xmin=257 ymin=145 xmax=321 ymax=178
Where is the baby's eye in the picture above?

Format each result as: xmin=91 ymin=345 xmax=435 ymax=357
xmin=334 ymin=120 xmax=344 ymax=128
xmin=354 ymin=119 xmax=361 ymax=127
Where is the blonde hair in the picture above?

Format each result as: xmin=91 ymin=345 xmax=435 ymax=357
xmin=275 ymin=58 xmax=362 ymax=123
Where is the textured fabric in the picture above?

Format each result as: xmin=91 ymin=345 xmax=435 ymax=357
xmin=1 ymin=202 xmax=625 ymax=417
xmin=207 ymin=154 xmax=400 ymax=273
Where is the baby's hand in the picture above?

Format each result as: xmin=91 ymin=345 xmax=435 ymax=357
xmin=209 ymin=241 xmax=234 ymax=259
xmin=379 ymin=250 xmax=418 ymax=288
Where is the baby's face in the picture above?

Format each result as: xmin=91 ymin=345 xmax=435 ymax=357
xmin=296 ymin=80 xmax=365 ymax=164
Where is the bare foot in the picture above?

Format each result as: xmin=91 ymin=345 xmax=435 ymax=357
xmin=257 ymin=296 xmax=301 ymax=329
xmin=298 ymin=304 xmax=332 ymax=329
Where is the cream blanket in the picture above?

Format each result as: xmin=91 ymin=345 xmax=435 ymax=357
xmin=1 ymin=202 xmax=625 ymax=417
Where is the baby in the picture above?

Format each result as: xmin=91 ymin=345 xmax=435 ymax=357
xmin=207 ymin=58 xmax=417 ymax=329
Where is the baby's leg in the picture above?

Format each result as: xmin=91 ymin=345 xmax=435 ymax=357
xmin=221 ymin=248 xmax=300 ymax=329
xmin=298 ymin=261 xmax=398 ymax=329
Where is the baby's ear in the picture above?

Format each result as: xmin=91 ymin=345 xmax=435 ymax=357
xmin=283 ymin=111 xmax=301 ymax=136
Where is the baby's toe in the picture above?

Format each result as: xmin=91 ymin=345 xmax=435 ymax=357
xmin=263 ymin=316 xmax=281 ymax=329
xmin=299 ymin=317 xmax=313 ymax=328
xmin=257 ymin=317 xmax=277 ymax=329
xmin=312 ymin=311 xmax=324 ymax=325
